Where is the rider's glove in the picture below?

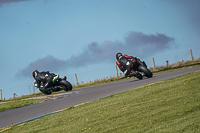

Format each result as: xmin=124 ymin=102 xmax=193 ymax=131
xmin=34 ymin=82 xmax=38 ymax=87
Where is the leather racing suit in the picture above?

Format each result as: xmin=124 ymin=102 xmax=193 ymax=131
xmin=34 ymin=71 xmax=58 ymax=93
xmin=116 ymin=55 xmax=137 ymax=78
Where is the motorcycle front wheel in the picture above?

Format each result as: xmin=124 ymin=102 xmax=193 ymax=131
xmin=138 ymin=65 xmax=153 ymax=78
xmin=59 ymin=80 xmax=73 ymax=91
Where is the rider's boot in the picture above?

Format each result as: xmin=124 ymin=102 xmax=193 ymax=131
xmin=63 ymin=76 xmax=67 ymax=80
xmin=52 ymin=86 xmax=58 ymax=91
xmin=44 ymin=87 xmax=52 ymax=94
xmin=128 ymin=72 xmax=143 ymax=79
xmin=135 ymin=72 xmax=143 ymax=79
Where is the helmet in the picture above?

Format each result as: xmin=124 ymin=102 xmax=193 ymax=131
xmin=32 ymin=70 xmax=39 ymax=79
xmin=116 ymin=53 xmax=122 ymax=60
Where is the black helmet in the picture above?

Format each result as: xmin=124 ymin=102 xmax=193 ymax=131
xmin=116 ymin=53 xmax=122 ymax=60
xmin=32 ymin=70 xmax=39 ymax=79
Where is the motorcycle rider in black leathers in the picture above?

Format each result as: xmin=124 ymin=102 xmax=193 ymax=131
xmin=116 ymin=53 xmax=142 ymax=78
xmin=32 ymin=70 xmax=59 ymax=94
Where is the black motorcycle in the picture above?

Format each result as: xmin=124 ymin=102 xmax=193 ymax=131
xmin=40 ymin=77 xmax=72 ymax=95
xmin=130 ymin=57 xmax=153 ymax=79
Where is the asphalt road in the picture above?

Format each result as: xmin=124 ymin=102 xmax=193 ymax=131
xmin=0 ymin=67 xmax=200 ymax=130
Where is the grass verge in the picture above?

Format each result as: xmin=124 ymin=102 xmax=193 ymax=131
xmin=2 ymin=69 xmax=200 ymax=132
xmin=0 ymin=98 xmax=47 ymax=112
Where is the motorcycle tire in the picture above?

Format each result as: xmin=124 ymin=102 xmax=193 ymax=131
xmin=59 ymin=80 xmax=73 ymax=91
xmin=138 ymin=65 xmax=153 ymax=78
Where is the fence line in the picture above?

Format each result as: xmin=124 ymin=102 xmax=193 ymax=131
xmin=1 ymin=48 xmax=200 ymax=100
xmin=0 ymin=90 xmax=2 ymax=101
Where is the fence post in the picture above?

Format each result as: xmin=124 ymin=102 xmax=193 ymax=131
xmin=0 ymin=89 xmax=2 ymax=101
xmin=75 ymin=74 xmax=79 ymax=86
xmin=33 ymin=86 xmax=35 ymax=94
xmin=152 ymin=57 xmax=156 ymax=69
xmin=190 ymin=49 xmax=194 ymax=61
xmin=115 ymin=65 xmax=119 ymax=78
xmin=166 ymin=60 xmax=169 ymax=66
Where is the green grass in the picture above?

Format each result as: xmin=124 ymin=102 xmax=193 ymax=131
xmin=2 ymin=69 xmax=200 ymax=133
xmin=0 ymin=99 xmax=47 ymax=112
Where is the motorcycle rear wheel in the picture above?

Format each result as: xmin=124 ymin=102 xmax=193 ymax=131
xmin=138 ymin=65 xmax=153 ymax=78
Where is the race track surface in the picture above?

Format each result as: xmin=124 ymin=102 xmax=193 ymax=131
xmin=0 ymin=67 xmax=200 ymax=129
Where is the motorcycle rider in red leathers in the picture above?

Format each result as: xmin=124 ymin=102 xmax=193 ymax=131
xmin=116 ymin=53 xmax=142 ymax=78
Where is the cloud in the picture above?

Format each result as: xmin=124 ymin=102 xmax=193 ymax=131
xmin=16 ymin=55 xmax=66 ymax=78
xmin=66 ymin=32 xmax=175 ymax=66
xmin=124 ymin=32 xmax=175 ymax=56
xmin=17 ymin=31 xmax=175 ymax=78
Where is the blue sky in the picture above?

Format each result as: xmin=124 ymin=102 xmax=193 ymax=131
xmin=0 ymin=0 xmax=200 ymax=91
